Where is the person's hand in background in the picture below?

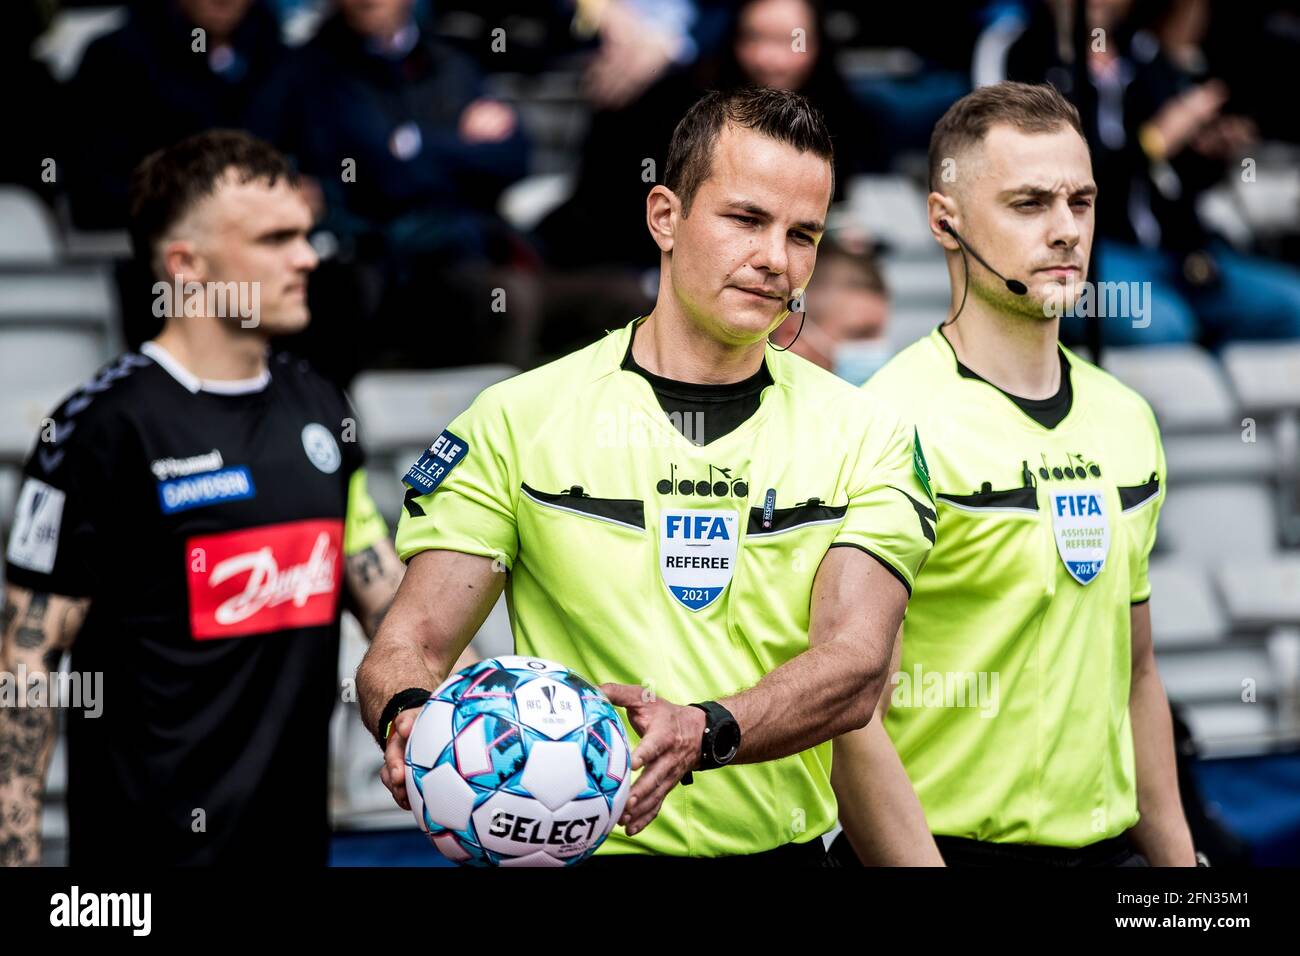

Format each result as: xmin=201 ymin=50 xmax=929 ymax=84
xmin=459 ymin=98 xmax=517 ymax=144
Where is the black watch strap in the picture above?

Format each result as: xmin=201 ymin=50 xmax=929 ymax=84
xmin=378 ymin=687 xmax=432 ymax=748
xmin=690 ymin=700 xmax=741 ymax=770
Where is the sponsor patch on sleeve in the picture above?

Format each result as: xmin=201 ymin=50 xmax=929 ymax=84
xmin=7 ymin=478 xmax=66 ymax=574
xmin=403 ymin=429 xmax=469 ymax=496
xmin=912 ymin=427 xmax=934 ymax=503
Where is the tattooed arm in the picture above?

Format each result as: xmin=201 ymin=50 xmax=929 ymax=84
xmin=0 ymin=584 xmax=89 ymax=866
xmin=343 ymin=541 xmax=480 ymax=676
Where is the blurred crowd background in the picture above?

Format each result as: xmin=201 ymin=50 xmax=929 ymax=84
xmin=3 ymin=0 xmax=1300 ymax=385
xmin=3 ymin=0 xmax=1300 ymax=864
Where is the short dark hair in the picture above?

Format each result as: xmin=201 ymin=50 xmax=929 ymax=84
xmin=928 ymin=81 xmax=1084 ymax=193
xmin=128 ymin=129 xmax=297 ymax=268
xmin=664 ymin=87 xmax=834 ymax=215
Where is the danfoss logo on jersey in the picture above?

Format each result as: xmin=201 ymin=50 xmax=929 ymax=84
xmin=186 ymin=519 xmax=343 ymax=639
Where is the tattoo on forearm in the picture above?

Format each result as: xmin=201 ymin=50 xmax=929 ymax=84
xmin=348 ymin=547 xmax=383 ymax=588
xmin=14 ymin=593 xmax=50 ymax=649
xmin=0 ymin=707 xmax=51 ymax=866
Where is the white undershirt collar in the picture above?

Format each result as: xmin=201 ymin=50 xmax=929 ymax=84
xmin=140 ymin=341 xmax=271 ymax=395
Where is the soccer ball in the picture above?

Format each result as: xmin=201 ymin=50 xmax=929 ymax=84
xmin=405 ymin=655 xmax=632 ymax=867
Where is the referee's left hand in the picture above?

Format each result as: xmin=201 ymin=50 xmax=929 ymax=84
xmin=600 ymin=683 xmax=706 ymax=836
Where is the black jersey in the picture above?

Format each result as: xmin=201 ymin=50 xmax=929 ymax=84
xmin=5 ymin=344 xmax=387 ymax=865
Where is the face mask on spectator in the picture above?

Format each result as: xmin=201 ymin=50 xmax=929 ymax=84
xmin=831 ymin=338 xmax=892 ymax=386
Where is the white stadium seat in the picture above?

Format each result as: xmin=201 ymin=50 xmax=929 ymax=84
xmin=1147 ymin=559 xmax=1228 ymax=648
xmin=0 ymin=188 xmax=60 ymax=264
xmin=1157 ymin=647 xmax=1274 ymax=704
xmin=1105 ymin=345 xmax=1237 ymax=432
xmin=1163 ymin=430 xmax=1279 ymax=483
xmin=1221 ymin=342 xmax=1300 ymax=416
xmin=349 ymin=365 xmax=519 ymax=453
xmin=1215 ymin=555 xmax=1300 ymax=631
xmin=0 ymin=266 xmax=118 ymax=328
xmin=1158 ymin=482 xmax=1278 ymax=562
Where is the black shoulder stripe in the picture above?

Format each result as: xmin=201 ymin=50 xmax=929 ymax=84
xmin=403 ymin=486 xmax=426 ymax=518
xmin=891 ymin=486 xmax=937 ymax=545
xmin=520 ymin=483 xmax=645 ymax=531
xmin=747 ymin=501 xmax=847 ymax=537
xmin=1118 ymin=473 xmax=1160 ymax=512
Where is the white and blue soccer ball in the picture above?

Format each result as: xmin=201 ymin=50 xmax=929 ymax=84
xmin=405 ymin=655 xmax=632 ymax=867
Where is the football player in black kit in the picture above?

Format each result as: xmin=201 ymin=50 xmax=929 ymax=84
xmin=0 ymin=130 xmax=473 ymax=866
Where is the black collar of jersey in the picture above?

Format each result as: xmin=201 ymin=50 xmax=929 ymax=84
xmin=937 ymin=324 xmax=1074 ymax=430
xmin=620 ymin=322 xmax=774 ymax=403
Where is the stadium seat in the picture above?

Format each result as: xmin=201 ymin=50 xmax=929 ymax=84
xmin=0 ymin=188 xmax=60 ymax=264
xmin=1157 ymin=646 xmax=1274 ymax=704
xmin=1180 ymin=701 xmax=1277 ymax=743
xmin=349 ymin=365 xmax=520 ymax=454
xmin=1104 ymin=345 xmax=1237 ymax=432
xmin=0 ymin=265 xmax=118 ymax=329
xmin=1159 ymin=482 xmax=1278 ymax=562
xmin=1163 ymin=430 xmax=1279 ymax=483
xmin=0 ymin=330 xmax=107 ymax=463
xmin=1147 ymin=559 xmax=1228 ymax=648
xmin=1215 ymin=555 xmax=1300 ymax=631
xmin=1221 ymin=342 xmax=1300 ymax=416
xmin=880 ymin=253 xmax=951 ymax=311
xmin=846 ymin=175 xmax=934 ymax=252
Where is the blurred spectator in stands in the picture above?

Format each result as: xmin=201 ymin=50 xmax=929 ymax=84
xmin=534 ymin=0 xmax=868 ymax=329
xmin=0 ymin=1 xmax=63 ymax=207
xmin=1001 ymin=0 xmax=1300 ymax=347
xmin=577 ymin=0 xmax=732 ymax=109
xmin=67 ymin=0 xmax=284 ymax=228
xmin=249 ymin=0 xmax=537 ymax=378
xmin=771 ymin=233 xmax=893 ymax=385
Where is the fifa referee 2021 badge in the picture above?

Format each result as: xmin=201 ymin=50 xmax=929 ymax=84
xmin=830 ymin=82 xmax=1198 ymax=868
xmin=357 ymin=88 xmax=941 ymax=866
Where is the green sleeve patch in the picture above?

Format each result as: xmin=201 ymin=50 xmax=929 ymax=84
xmin=912 ymin=427 xmax=935 ymax=503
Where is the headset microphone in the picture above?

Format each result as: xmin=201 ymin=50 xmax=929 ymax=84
xmin=939 ymin=220 xmax=1028 ymax=296
xmin=770 ymin=287 xmax=806 ymax=352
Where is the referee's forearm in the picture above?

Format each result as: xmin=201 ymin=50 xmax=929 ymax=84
xmin=1128 ymin=665 xmax=1196 ymax=865
xmin=719 ymin=640 xmax=885 ymax=764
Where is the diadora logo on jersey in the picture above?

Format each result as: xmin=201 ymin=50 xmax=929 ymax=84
xmin=186 ymin=519 xmax=343 ymax=639
xmin=157 ymin=466 xmax=256 ymax=514
xmin=1049 ymin=488 xmax=1109 ymax=585
xmin=659 ymin=509 xmax=739 ymax=611
xmin=656 ymin=462 xmax=749 ymax=499
xmin=1033 ymin=451 xmax=1102 ymax=481
xmin=403 ymin=429 xmax=468 ymax=495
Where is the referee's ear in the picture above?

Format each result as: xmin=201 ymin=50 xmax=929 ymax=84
xmin=928 ymin=193 xmax=961 ymax=253
xmin=646 ymin=184 xmax=679 ymax=253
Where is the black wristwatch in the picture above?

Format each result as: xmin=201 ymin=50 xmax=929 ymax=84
xmin=690 ymin=701 xmax=741 ymax=770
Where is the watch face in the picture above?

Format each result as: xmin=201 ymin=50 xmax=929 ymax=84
xmin=712 ymin=720 xmax=741 ymax=763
